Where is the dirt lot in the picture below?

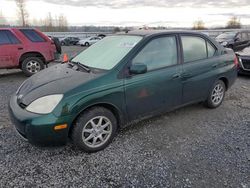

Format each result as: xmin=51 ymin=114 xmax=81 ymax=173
xmin=0 ymin=46 xmax=249 ymax=187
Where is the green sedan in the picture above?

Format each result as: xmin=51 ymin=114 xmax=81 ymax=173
xmin=9 ymin=30 xmax=238 ymax=152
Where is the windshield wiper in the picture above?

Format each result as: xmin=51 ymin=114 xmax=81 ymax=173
xmin=70 ymin=60 xmax=91 ymax=73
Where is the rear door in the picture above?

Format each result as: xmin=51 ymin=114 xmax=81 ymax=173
xmin=180 ymin=35 xmax=219 ymax=104
xmin=0 ymin=30 xmax=22 ymax=68
xmin=90 ymin=37 xmax=98 ymax=45
xmin=125 ymin=35 xmax=182 ymax=120
xmin=19 ymin=29 xmax=54 ymax=61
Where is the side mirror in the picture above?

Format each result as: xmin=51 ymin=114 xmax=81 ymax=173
xmin=129 ymin=63 xmax=147 ymax=74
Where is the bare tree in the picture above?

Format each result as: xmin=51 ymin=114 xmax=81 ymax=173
xmin=226 ymin=16 xmax=241 ymax=29
xmin=113 ymin=27 xmax=121 ymax=33
xmin=15 ymin=0 xmax=28 ymax=26
xmin=58 ymin=14 xmax=68 ymax=32
xmin=193 ymin=19 xmax=206 ymax=30
xmin=0 ymin=10 xmax=7 ymax=26
xmin=41 ymin=12 xmax=54 ymax=31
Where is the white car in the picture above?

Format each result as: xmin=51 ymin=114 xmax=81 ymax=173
xmin=78 ymin=37 xmax=101 ymax=46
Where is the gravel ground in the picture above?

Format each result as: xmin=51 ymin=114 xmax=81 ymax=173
xmin=0 ymin=47 xmax=249 ymax=187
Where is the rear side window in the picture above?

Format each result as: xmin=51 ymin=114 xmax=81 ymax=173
xmin=0 ymin=31 xmax=12 ymax=45
xmin=20 ymin=29 xmax=46 ymax=42
xmin=132 ymin=36 xmax=178 ymax=71
xmin=181 ymin=36 xmax=216 ymax=63
xmin=0 ymin=30 xmax=20 ymax=45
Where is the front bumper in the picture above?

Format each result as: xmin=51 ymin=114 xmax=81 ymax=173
xmin=8 ymin=95 xmax=71 ymax=145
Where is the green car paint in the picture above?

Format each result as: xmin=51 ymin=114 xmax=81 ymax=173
xmin=9 ymin=30 xmax=238 ymax=145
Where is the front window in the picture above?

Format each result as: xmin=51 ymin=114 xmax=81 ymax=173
xmin=72 ymin=35 xmax=142 ymax=70
xmin=132 ymin=36 xmax=178 ymax=71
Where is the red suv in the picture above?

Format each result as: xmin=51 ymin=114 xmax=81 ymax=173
xmin=0 ymin=28 xmax=61 ymax=76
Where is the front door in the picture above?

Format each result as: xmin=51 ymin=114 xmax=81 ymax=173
xmin=124 ymin=35 xmax=182 ymax=121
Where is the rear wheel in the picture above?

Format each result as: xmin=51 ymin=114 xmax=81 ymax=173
xmin=21 ymin=57 xmax=45 ymax=77
xmin=205 ymin=80 xmax=226 ymax=108
xmin=85 ymin=42 xmax=90 ymax=47
xmin=71 ymin=107 xmax=117 ymax=152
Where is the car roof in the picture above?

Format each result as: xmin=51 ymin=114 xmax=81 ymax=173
xmin=118 ymin=30 xmax=209 ymax=37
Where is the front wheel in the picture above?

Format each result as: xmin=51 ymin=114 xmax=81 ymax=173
xmin=205 ymin=80 xmax=226 ymax=108
xmin=71 ymin=107 xmax=118 ymax=152
xmin=85 ymin=42 xmax=90 ymax=47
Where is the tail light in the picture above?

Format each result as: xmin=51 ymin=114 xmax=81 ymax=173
xmin=234 ymin=56 xmax=239 ymax=68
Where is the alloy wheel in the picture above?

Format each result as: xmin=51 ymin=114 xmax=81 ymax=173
xmin=82 ymin=116 xmax=112 ymax=148
xmin=211 ymin=83 xmax=224 ymax=105
xmin=26 ymin=60 xmax=41 ymax=73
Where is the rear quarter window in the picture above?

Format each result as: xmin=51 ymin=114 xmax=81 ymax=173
xmin=20 ymin=29 xmax=46 ymax=42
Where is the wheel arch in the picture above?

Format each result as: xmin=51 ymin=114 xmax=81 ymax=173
xmin=219 ymin=77 xmax=229 ymax=91
xmin=69 ymin=102 xmax=124 ymax=136
xmin=19 ymin=52 xmax=46 ymax=67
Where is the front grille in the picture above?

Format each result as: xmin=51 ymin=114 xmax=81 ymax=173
xmin=242 ymin=59 xmax=250 ymax=70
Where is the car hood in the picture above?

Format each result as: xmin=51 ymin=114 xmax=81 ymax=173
xmin=16 ymin=64 xmax=100 ymax=105
xmin=236 ymin=46 xmax=250 ymax=56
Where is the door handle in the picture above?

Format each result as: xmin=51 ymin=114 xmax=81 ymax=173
xmin=18 ymin=47 xmax=23 ymax=50
xmin=172 ymin=73 xmax=181 ymax=79
xmin=181 ymin=73 xmax=192 ymax=79
xmin=212 ymin=63 xmax=219 ymax=68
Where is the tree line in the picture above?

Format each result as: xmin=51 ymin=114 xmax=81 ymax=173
xmin=0 ymin=0 xmax=68 ymax=32
xmin=192 ymin=16 xmax=241 ymax=30
xmin=0 ymin=0 xmax=243 ymax=32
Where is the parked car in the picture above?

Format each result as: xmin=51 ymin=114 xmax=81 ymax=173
xmin=215 ymin=31 xmax=250 ymax=51
xmin=9 ymin=30 xmax=238 ymax=152
xmin=97 ymin=34 xmax=106 ymax=38
xmin=60 ymin=37 xmax=80 ymax=46
xmin=0 ymin=28 xmax=61 ymax=76
xmin=236 ymin=46 xmax=250 ymax=75
xmin=77 ymin=37 xmax=101 ymax=46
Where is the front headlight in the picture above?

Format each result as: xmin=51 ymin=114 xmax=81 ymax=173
xmin=26 ymin=94 xmax=63 ymax=114
xmin=221 ymin=41 xmax=228 ymax=46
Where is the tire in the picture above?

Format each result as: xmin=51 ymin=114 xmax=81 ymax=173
xmin=21 ymin=57 xmax=45 ymax=77
xmin=204 ymin=80 xmax=226 ymax=109
xmin=71 ymin=107 xmax=118 ymax=152
xmin=85 ymin=42 xmax=90 ymax=47
xmin=52 ymin=37 xmax=62 ymax=54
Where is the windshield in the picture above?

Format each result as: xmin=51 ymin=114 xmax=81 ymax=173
xmin=72 ymin=35 xmax=142 ymax=70
xmin=216 ymin=32 xmax=236 ymax=40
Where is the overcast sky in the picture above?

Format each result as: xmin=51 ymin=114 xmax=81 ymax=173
xmin=1 ymin=0 xmax=250 ymax=27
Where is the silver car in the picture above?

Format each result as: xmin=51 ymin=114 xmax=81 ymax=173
xmin=78 ymin=37 xmax=101 ymax=46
